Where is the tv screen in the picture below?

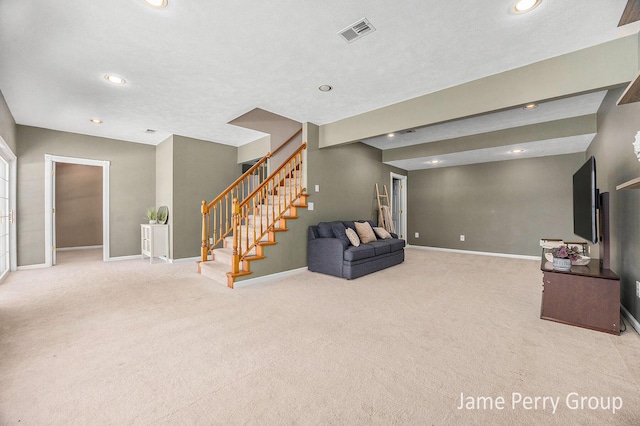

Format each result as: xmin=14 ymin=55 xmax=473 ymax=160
xmin=572 ymin=156 xmax=598 ymax=244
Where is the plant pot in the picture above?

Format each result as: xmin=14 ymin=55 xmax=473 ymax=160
xmin=148 ymin=220 xmax=157 ymax=224
xmin=552 ymin=257 xmax=571 ymax=271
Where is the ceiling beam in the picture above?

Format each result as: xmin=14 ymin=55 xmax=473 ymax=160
xmin=319 ymin=34 xmax=638 ymax=149
xmin=382 ymin=115 xmax=597 ymax=163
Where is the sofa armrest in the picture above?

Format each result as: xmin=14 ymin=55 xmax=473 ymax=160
xmin=307 ymin=237 xmax=347 ymax=278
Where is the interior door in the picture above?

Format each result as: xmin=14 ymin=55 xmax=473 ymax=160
xmin=392 ymin=178 xmax=400 ymax=236
xmin=0 ymin=156 xmax=11 ymax=280
xmin=391 ymin=174 xmax=407 ymax=240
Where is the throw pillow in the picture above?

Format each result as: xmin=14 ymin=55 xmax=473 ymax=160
xmin=317 ymin=222 xmax=334 ymax=238
xmin=354 ymin=221 xmax=377 ymax=244
xmin=345 ymin=227 xmax=360 ymax=247
xmin=373 ymin=227 xmax=392 ymax=239
xmin=331 ymin=222 xmax=351 ymax=246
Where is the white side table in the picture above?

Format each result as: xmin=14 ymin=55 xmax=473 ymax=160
xmin=141 ymin=224 xmax=169 ymax=263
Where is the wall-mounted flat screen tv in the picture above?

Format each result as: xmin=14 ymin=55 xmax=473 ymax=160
xmin=572 ymin=156 xmax=598 ymax=244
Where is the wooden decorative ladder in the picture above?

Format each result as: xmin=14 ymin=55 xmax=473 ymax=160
xmin=198 ymin=130 xmax=308 ymax=288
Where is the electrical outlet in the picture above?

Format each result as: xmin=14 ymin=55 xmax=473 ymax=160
xmin=315 ymin=185 xmax=320 ymax=192
xmin=636 ymin=281 xmax=640 ymax=298
xmin=414 ymin=232 xmax=419 ymax=238
xmin=307 ymin=202 xmax=314 ymax=211
xmin=460 ymin=235 xmax=465 ymax=242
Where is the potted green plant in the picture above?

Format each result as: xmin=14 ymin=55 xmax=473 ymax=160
xmin=146 ymin=207 xmax=158 ymax=224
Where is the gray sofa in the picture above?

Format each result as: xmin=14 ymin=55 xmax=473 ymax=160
xmin=307 ymin=220 xmax=405 ymax=279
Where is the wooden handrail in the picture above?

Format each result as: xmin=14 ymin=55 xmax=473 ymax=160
xmin=237 ymin=142 xmax=306 ymax=209
xmin=200 ymin=128 xmax=303 ymax=263
xmin=206 ymin=128 xmax=301 ymax=209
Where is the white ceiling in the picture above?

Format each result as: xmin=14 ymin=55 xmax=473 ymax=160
xmin=1 ymin=1 xmax=639 ymax=167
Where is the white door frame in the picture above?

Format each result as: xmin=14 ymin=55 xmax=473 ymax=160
xmin=0 ymin=136 xmax=17 ymax=275
xmin=390 ymin=172 xmax=407 ymax=240
xmin=44 ymin=154 xmax=110 ymax=265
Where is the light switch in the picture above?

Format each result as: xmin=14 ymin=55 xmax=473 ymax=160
xmin=315 ymin=185 xmax=320 ymax=192
xmin=308 ymin=202 xmax=314 ymax=211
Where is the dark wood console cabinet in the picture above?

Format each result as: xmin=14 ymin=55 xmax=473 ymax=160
xmin=540 ymin=258 xmax=620 ymax=335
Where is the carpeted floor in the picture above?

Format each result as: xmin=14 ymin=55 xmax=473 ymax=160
xmin=1 ymin=248 xmax=639 ymax=425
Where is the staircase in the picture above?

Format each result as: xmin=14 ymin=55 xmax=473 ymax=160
xmin=198 ymin=131 xmax=308 ymax=288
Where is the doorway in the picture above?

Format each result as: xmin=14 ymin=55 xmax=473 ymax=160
xmin=44 ymin=155 xmax=110 ymax=266
xmin=0 ymin=136 xmax=16 ymax=281
xmin=390 ymin=172 xmax=407 ymax=240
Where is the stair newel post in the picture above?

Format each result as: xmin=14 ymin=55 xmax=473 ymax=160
xmin=231 ymin=197 xmax=240 ymax=275
xmin=201 ymin=200 xmax=209 ymax=262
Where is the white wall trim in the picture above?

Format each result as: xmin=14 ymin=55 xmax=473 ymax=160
xmin=17 ymin=263 xmax=48 ymax=270
xmin=0 ymin=135 xmax=17 ymax=273
xmin=407 ymin=244 xmax=541 ymax=261
xmin=233 ymin=267 xmax=308 ymax=288
xmin=105 ymin=255 xmax=142 ymax=262
xmin=390 ymin=172 xmax=407 ymax=240
xmin=57 ymin=245 xmax=103 ymax=252
xmin=621 ymin=304 xmax=640 ymax=335
xmin=45 ymin=155 xmax=111 ymax=266
xmin=170 ymin=256 xmax=200 ymax=264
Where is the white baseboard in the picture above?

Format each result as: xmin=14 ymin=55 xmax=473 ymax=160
xmin=621 ymin=304 xmax=640 ymax=334
xmin=170 ymin=256 xmax=200 ymax=264
xmin=406 ymin=244 xmax=540 ymax=261
xmin=106 ymin=255 xmax=144 ymax=262
xmin=233 ymin=267 xmax=307 ymax=288
xmin=17 ymin=263 xmax=48 ymax=270
xmin=57 ymin=245 xmax=103 ymax=252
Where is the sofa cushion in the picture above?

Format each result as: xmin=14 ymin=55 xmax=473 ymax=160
xmin=387 ymin=238 xmax=406 ymax=252
xmin=345 ymin=228 xmax=361 ymax=247
xmin=368 ymin=241 xmax=391 ymax=256
xmin=317 ymin=222 xmax=334 ymax=238
xmin=331 ymin=222 xmax=351 ymax=246
xmin=344 ymin=244 xmax=375 ymax=261
xmin=355 ymin=221 xmax=377 ymax=244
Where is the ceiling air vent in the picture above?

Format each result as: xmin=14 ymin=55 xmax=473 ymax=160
xmin=338 ymin=18 xmax=376 ymax=43
xmin=401 ymin=129 xmax=416 ymax=134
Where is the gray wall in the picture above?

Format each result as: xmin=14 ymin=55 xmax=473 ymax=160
xmin=155 ymin=136 xmax=174 ymax=258
xmin=55 ymin=163 xmax=102 ymax=248
xmin=16 ymin=126 xmax=156 ymax=265
xmin=586 ymin=88 xmax=640 ymax=324
xmin=0 ymin=90 xmax=16 ymax=154
xmin=305 ymin=124 xmax=407 ymax=224
xmin=407 ymin=153 xmax=585 ymax=256
xmin=171 ymin=135 xmax=240 ymax=259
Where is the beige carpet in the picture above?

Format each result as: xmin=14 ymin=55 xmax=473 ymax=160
xmin=1 ymin=248 xmax=639 ymax=425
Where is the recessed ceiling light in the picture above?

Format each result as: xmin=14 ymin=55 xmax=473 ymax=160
xmin=388 ymin=133 xmax=395 ymax=137
xmin=90 ymin=119 xmax=102 ymax=124
xmin=511 ymin=149 xmax=524 ymax=154
xmin=523 ymin=103 xmax=538 ymax=110
xmin=430 ymin=160 xmax=441 ymax=164
xmin=144 ymin=0 xmax=167 ymax=7
xmin=105 ymin=75 xmax=126 ymax=85
xmin=514 ymin=0 xmax=540 ymax=13
xmin=318 ymin=84 xmax=332 ymax=92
